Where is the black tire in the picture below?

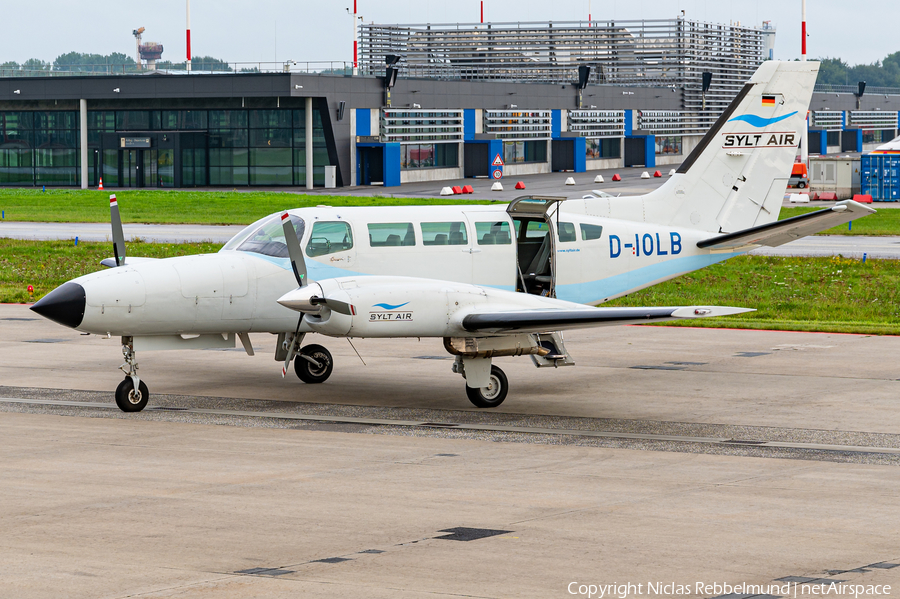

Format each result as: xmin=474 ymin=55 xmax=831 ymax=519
xmin=798 ymin=181 xmax=806 ymax=189
xmin=465 ymin=365 xmax=509 ymax=408
xmin=115 ymin=378 xmax=149 ymax=412
xmin=294 ymin=344 xmax=334 ymax=384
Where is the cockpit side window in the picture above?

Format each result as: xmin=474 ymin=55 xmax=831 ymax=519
xmin=233 ymin=214 xmax=305 ymax=258
xmin=306 ymin=221 xmax=353 ymax=257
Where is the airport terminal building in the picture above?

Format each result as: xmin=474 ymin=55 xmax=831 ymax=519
xmin=2 ymin=18 xmax=899 ymax=189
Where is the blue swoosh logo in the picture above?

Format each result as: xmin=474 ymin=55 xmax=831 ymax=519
xmin=727 ymin=111 xmax=798 ymax=127
xmin=373 ymin=302 xmax=410 ymax=310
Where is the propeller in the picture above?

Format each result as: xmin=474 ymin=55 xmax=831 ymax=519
xmin=110 ymin=194 xmax=126 ymax=267
xmin=279 ymin=212 xmax=356 ymax=316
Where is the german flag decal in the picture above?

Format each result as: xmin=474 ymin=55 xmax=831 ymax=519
xmin=762 ymin=95 xmax=777 ymax=106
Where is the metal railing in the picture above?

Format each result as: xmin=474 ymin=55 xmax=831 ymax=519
xmin=0 ymin=61 xmax=356 ymax=78
xmin=814 ymin=83 xmax=900 ymax=96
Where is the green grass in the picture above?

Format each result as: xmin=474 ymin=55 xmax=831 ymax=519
xmin=606 ymin=254 xmax=900 ymax=335
xmin=0 ymin=189 xmax=897 ymax=233
xmin=778 ymin=206 xmax=900 ymax=236
xmin=0 ymin=189 xmax=492 ymax=225
xmin=0 ymin=238 xmax=221 ymax=303
xmin=5 ymin=239 xmax=899 ymax=335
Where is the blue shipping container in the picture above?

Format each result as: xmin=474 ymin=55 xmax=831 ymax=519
xmin=861 ymin=154 xmax=900 ymax=201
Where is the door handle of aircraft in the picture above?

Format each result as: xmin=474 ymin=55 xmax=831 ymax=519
xmin=467 ymin=248 xmax=482 ymax=254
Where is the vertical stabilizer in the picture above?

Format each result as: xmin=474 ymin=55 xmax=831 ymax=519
xmin=636 ymin=61 xmax=819 ymax=234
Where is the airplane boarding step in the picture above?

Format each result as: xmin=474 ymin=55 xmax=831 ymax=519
xmin=530 ymin=332 xmax=575 ymax=368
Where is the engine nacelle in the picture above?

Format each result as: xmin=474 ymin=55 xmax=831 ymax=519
xmin=286 ymin=276 xmax=559 ymax=339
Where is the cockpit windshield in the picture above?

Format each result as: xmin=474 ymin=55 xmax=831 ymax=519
xmin=221 ymin=213 xmax=305 ymax=258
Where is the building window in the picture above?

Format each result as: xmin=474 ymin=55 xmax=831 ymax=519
xmin=826 ymin=131 xmax=841 ymax=146
xmin=306 ymin=221 xmax=353 ymax=257
xmin=503 ymin=140 xmax=547 ymax=164
xmin=401 ymin=143 xmax=458 ymax=169
xmin=586 ymin=138 xmax=621 ymax=160
xmin=655 ymin=136 xmax=683 ymax=155
xmin=863 ymin=130 xmax=893 ymax=144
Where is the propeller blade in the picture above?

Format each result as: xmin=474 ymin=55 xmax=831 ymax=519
xmin=280 ymin=212 xmax=307 ymax=287
xmin=322 ymin=298 xmax=357 ymax=316
xmin=109 ymin=194 xmax=126 ymax=267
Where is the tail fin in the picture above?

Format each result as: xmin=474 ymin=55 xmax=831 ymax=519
xmin=639 ymin=60 xmax=819 ymax=234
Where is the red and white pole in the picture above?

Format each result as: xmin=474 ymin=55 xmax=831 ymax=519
xmin=800 ymin=0 xmax=808 ymax=166
xmin=801 ymin=0 xmax=807 ymax=59
xmin=589 ymin=0 xmax=592 ymax=26
xmin=186 ymin=0 xmax=192 ymax=73
xmin=353 ymin=0 xmax=358 ymax=75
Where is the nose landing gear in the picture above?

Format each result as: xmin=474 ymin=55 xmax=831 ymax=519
xmin=116 ymin=337 xmax=149 ymax=412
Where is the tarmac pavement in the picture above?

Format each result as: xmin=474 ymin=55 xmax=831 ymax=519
xmin=2 ymin=303 xmax=900 ymax=598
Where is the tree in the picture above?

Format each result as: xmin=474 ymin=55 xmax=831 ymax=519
xmin=21 ymin=58 xmax=50 ymax=73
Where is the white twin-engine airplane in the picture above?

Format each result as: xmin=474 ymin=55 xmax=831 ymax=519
xmin=32 ymin=60 xmax=873 ymax=412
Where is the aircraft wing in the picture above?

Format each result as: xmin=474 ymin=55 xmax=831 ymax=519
xmin=697 ymin=200 xmax=875 ymax=251
xmin=461 ymin=305 xmax=752 ymax=334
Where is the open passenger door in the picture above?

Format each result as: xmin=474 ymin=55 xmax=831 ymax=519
xmin=506 ymin=196 xmax=567 ymax=298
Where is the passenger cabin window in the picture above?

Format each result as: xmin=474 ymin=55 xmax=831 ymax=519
xmin=306 ymin=221 xmax=353 ymax=257
xmin=368 ymin=223 xmax=415 ymax=246
xmin=475 ymin=221 xmax=512 ymax=245
xmin=234 ymin=214 xmax=305 ymax=258
xmin=580 ymin=223 xmax=604 ymax=241
xmin=558 ymin=222 xmax=577 ymax=243
xmin=421 ymin=222 xmax=468 ymax=246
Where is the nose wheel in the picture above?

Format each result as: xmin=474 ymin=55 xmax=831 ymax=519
xmin=115 ymin=377 xmax=149 ymax=412
xmin=116 ymin=337 xmax=149 ymax=412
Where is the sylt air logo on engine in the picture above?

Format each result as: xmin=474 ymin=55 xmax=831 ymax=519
xmin=369 ymin=302 xmax=413 ymax=321
xmin=722 ymin=132 xmax=797 ymax=148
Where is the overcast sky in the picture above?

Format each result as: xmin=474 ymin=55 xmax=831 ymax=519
xmin=2 ymin=0 xmax=892 ymax=67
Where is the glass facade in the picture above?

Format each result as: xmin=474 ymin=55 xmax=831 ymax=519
xmin=0 ymin=107 xmax=334 ymax=187
xmin=586 ymin=138 xmax=621 ymax=160
xmin=503 ymin=140 xmax=547 ymax=164
xmin=400 ymin=143 xmax=458 ymax=169
xmin=655 ymin=136 xmax=683 ymax=156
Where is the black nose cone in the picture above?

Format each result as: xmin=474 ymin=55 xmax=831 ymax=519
xmin=30 ymin=282 xmax=86 ymax=329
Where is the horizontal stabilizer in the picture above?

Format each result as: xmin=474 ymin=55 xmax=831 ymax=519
xmin=462 ymin=306 xmax=753 ymax=334
xmin=697 ymin=200 xmax=875 ymax=251
xmin=100 ymin=257 xmax=160 ymax=268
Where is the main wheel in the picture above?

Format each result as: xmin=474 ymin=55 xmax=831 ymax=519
xmin=465 ymin=365 xmax=509 ymax=408
xmin=115 ymin=378 xmax=149 ymax=412
xmin=294 ymin=344 xmax=334 ymax=384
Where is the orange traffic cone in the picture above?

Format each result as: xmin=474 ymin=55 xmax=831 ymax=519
xmin=98 ymin=177 xmax=104 ymax=190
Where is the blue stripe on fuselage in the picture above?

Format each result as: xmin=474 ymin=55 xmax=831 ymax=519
xmin=241 ymin=250 xmax=740 ymax=306
xmin=556 ymin=252 xmax=742 ymax=304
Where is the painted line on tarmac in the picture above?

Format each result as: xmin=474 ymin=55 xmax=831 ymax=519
xmin=3 ymin=396 xmax=899 ymax=456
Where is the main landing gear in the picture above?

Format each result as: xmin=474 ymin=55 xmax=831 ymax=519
xmin=116 ymin=338 xmax=149 ymax=412
xmin=293 ymin=344 xmax=334 ymax=384
xmin=452 ymin=356 xmax=510 ymax=408
xmin=464 ymin=365 xmax=509 ymax=408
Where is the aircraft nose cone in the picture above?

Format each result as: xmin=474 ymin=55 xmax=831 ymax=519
xmin=30 ymin=282 xmax=86 ymax=329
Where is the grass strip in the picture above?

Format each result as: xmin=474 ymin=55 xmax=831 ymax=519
xmin=4 ymin=241 xmax=899 ymax=335
xmin=1 ymin=238 xmax=220 ymax=303
xmin=779 ymin=206 xmax=900 ymax=236
xmin=599 ymin=254 xmax=900 ymax=335
xmin=0 ymin=189 xmax=491 ymax=225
